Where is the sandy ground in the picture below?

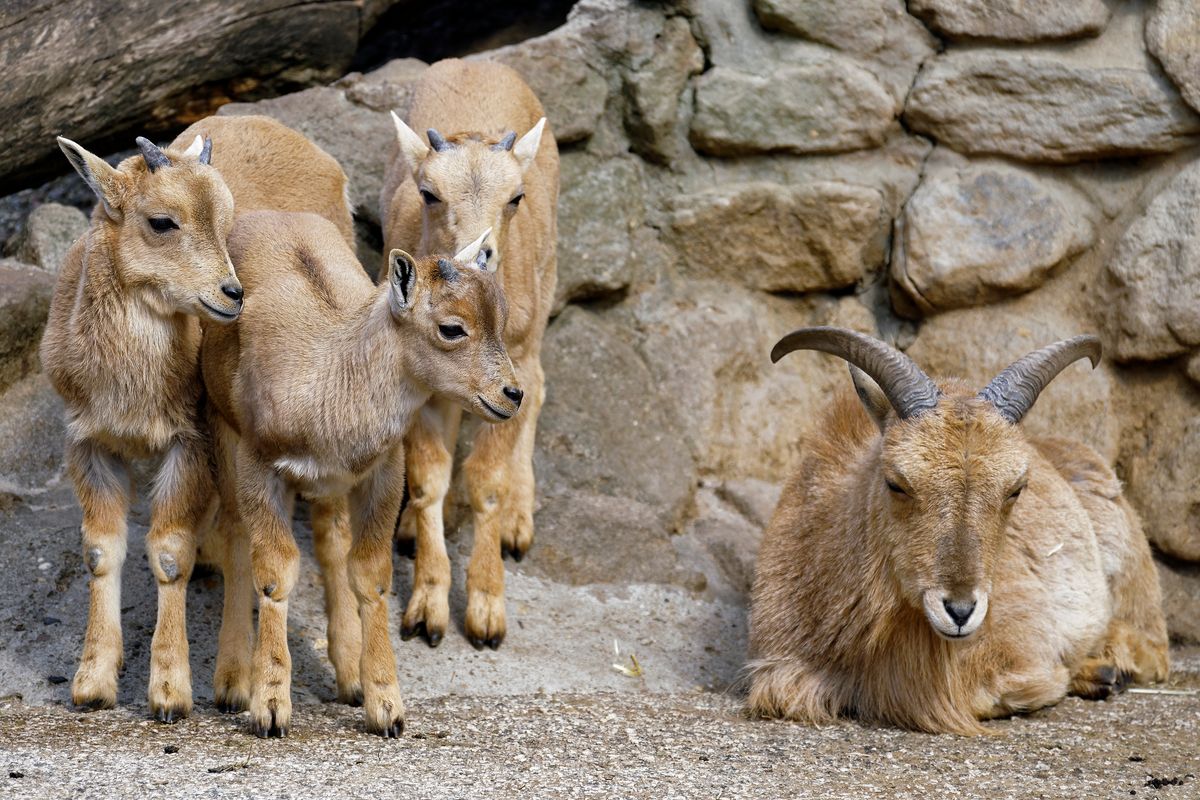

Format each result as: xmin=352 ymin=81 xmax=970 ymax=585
xmin=2 ymin=485 xmax=1198 ymax=799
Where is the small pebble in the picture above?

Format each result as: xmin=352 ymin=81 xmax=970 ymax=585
xmin=46 ymin=675 xmax=67 ymax=685
xmin=9 ymin=772 xmax=23 ymax=779
xmin=163 ymin=745 xmax=179 ymax=754
xmin=43 ymin=617 xmax=61 ymax=626
xmin=38 ymin=562 xmax=51 ymax=572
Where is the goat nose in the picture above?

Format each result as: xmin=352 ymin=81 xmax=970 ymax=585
xmin=943 ymin=599 xmax=976 ymax=628
xmin=503 ymin=386 xmax=523 ymax=407
xmin=221 ymin=282 xmax=244 ymax=303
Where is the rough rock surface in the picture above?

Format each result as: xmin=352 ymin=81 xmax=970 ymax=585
xmin=666 ymin=181 xmax=889 ymax=293
xmin=892 ymin=163 xmax=1095 ymax=314
xmin=1115 ymin=370 xmax=1200 ymax=563
xmin=4 ymin=203 xmax=89 ymax=274
xmin=1146 ymin=0 xmax=1200 ymax=116
xmin=908 ymin=0 xmax=1111 ymax=42
xmin=1103 ymin=159 xmax=1200 ymax=362
xmin=0 ymin=0 xmax=396 ymax=186
xmin=905 ymin=52 xmax=1200 ymax=163
xmin=691 ymin=60 xmax=897 ymax=156
xmin=0 ymin=260 xmax=55 ymax=395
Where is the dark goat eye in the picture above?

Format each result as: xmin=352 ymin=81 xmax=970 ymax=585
xmin=421 ymin=189 xmax=440 ymax=206
xmin=149 ymin=216 xmax=179 ymax=232
xmin=886 ymin=480 xmax=907 ymax=496
xmin=509 ymin=192 xmax=524 ymax=207
xmin=438 ymin=323 xmax=467 ymax=340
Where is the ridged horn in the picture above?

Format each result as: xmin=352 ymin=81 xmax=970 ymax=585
xmin=978 ymin=335 xmax=1101 ymax=424
xmin=770 ymin=326 xmax=941 ymax=420
xmin=135 ymin=136 xmax=170 ymax=172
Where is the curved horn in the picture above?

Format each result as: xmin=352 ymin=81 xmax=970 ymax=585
xmin=135 ymin=136 xmax=170 ymax=172
xmin=770 ymin=326 xmax=941 ymax=420
xmin=427 ymin=128 xmax=451 ymax=152
xmin=978 ymin=335 xmax=1101 ymax=424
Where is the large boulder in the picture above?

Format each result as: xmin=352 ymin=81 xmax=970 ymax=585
xmin=1102 ymin=158 xmax=1200 ymax=362
xmin=905 ymin=52 xmax=1200 ymax=163
xmin=555 ymin=153 xmax=645 ymax=310
xmin=0 ymin=259 xmax=56 ymax=395
xmin=665 ymin=180 xmax=889 ymax=294
xmin=691 ymin=60 xmax=897 ymax=156
xmin=908 ymin=0 xmax=1110 ymax=42
xmin=0 ymin=374 xmax=64 ymax=495
xmin=892 ymin=162 xmax=1096 ymax=315
xmin=1157 ymin=558 xmax=1200 ymax=643
xmin=1146 ymin=0 xmax=1200 ymax=116
xmin=621 ymin=281 xmax=878 ymax=482
xmin=5 ymin=203 xmax=89 ymax=274
xmin=1115 ymin=370 xmax=1200 ymax=563
xmin=1 ymin=0 xmax=392 ymax=186
xmin=905 ymin=294 xmax=1119 ymax=462
xmin=621 ymin=15 xmax=705 ymax=164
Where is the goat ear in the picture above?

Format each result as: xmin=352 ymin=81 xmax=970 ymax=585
xmin=57 ymin=136 xmax=123 ymax=222
xmin=391 ymin=111 xmax=429 ymax=179
xmin=182 ymin=135 xmax=204 ymax=160
xmin=513 ymin=117 xmax=545 ymax=174
xmin=387 ymin=248 xmax=418 ymax=314
xmin=849 ymin=365 xmax=892 ymax=432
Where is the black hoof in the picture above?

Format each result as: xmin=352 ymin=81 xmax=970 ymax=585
xmin=153 ymin=706 xmax=186 ymax=724
xmin=486 ymin=636 xmax=503 ymax=651
xmin=396 ymin=537 xmax=416 ymax=559
xmin=468 ymin=636 xmax=485 ymax=651
xmin=216 ymin=699 xmax=244 ymax=714
xmin=376 ymin=719 xmax=405 ymax=739
xmin=339 ymin=688 xmax=364 ymax=707
xmin=427 ymin=629 xmax=443 ymax=648
xmin=77 ymin=697 xmax=113 ymax=712
xmin=252 ymin=720 xmax=288 ymax=738
xmin=400 ymin=620 xmax=425 ymax=641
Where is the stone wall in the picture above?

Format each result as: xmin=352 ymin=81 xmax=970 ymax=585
xmin=1 ymin=0 xmax=1197 ymax=638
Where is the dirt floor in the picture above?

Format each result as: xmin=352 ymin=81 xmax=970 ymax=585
xmin=1 ymin=485 xmax=1198 ymax=799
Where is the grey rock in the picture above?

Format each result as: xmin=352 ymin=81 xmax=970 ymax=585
xmin=219 ymin=87 xmax=391 ymax=224
xmin=555 ymin=153 xmax=644 ymax=309
xmin=0 ymin=0 xmax=386 ymax=185
xmin=1158 ymin=557 xmax=1200 ymax=643
xmin=484 ymin=33 xmax=609 ymax=145
xmin=1146 ymin=0 xmax=1200 ymax=115
xmin=5 ymin=203 xmax=89 ymax=274
xmin=892 ymin=164 xmax=1095 ymax=315
xmin=0 ymin=373 xmax=64 ymax=494
xmin=536 ymin=306 xmax=695 ymax=526
xmin=336 ymin=58 xmax=428 ymax=114
xmin=905 ymin=52 xmax=1200 ymax=163
xmin=1187 ymin=351 xmax=1200 ymax=386
xmin=622 ymin=15 xmax=705 ymax=164
xmin=909 ymin=0 xmax=1110 ymax=42
xmin=1116 ymin=371 xmax=1200 ymax=563
xmin=665 ymin=180 xmax=889 ymax=293
xmin=691 ymin=61 xmax=897 ymax=156
xmin=0 ymin=259 xmax=55 ymax=395
xmin=624 ymin=282 xmax=877 ymax=481
xmin=1103 ymin=159 xmax=1200 ymax=362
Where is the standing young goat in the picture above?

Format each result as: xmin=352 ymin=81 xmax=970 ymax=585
xmin=749 ymin=327 xmax=1169 ymax=735
xmin=202 ymin=210 xmax=519 ymax=737
xmin=380 ymin=58 xmax=558 ymax=650
xmin=41 ymin=133 xmax=242 ymax=721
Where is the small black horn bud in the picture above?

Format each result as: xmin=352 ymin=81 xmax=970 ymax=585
xmin=199 ymin=136 xmax=213 ymax=165
xmin=493 ymin=132 xmax=517 ymax=152
xmin=427 ymin=129 xmax=451 ymax=152
xmin=135 ymin=136 xmax=171 ymax=172
xmin=437 ymin=257 xmax=459 ymax=282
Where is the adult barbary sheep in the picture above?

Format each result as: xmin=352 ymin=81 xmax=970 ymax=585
xmin=749 ymin=327 xmax=1168 ymax=735
xmin=381 ymin=58 xmax=558 ymax=650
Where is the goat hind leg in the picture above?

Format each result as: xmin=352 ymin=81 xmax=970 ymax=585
xmin=311 ymin=495 xmax=363 ymax=704
xmin=68 ymin=439 xmax=131 ymax=710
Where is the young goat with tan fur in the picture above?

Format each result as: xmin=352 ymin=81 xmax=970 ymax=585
xmin=381 ymin=58 xmax=557 ymax=650
xmin=749 ymin=327 xmax=1168 ymax=735
xmin=202 ymin=210 xmax=518 ymax=737
xmin=42 ymin=133 xmax=242 ymax=721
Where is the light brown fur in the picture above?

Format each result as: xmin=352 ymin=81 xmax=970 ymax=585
xmin=203 ymin=210 xmax=518 ymax=737
xmin=381 ymin=58 xmax=558 ymax=649
xmin=41 ymin=133 xmax=240 ymax=721
xmin=749 ymin=372 xmax=1169 ymax=735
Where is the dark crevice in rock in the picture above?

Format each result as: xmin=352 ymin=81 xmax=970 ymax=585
xmin=351 ymin=0 xmax=578 ymax=74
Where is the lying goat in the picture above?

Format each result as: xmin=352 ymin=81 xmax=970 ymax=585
xmin=749 ymin=327 xmax=1169 ymax=734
